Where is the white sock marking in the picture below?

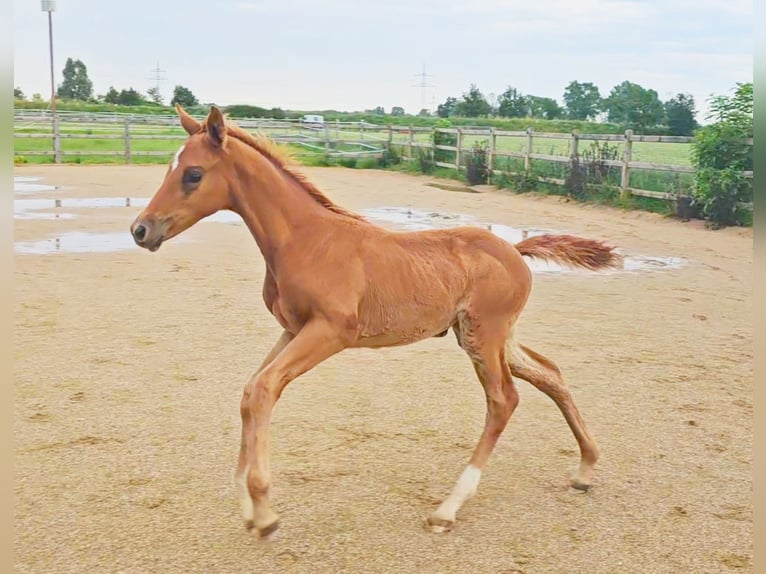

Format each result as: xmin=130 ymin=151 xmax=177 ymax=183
xmin=432 ymin=464 xmax=482 ymax=523
xmin=171 ymin=144 xmax=186 ymax=172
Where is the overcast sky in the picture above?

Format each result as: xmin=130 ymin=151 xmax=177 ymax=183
xmin=14 ymin=0 xmax=752 ymax=120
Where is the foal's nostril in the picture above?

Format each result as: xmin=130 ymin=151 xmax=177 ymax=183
xmin=133 ymin=223 xmax=147 ymax=242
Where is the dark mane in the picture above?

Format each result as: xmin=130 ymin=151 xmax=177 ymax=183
xmin=220 ymin=123 xmax=368 ymax=222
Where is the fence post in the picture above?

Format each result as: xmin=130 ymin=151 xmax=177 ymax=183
xmin=124 ymin=119 xmax=131 ymax=164
xmin=524 ymin=127 xmax=534 ymax=173
xmin=324 ymin=122 xmax=331 ymax=159
xmin=408 ymin=125 xmax=414 ymax=160
xmin=455 ymin=128 xmax=462 ymax=171
xmin=570 ymin=130 xmax=579 ymax=159
xmin=620 ymin=129 xmax=633 ymax=200
xmin=52 ymin=112 xmax=61 ymax=164
xmin=487 ymin=127 xmax=496 ymax=183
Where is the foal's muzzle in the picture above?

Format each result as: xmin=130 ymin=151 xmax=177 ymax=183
xmin=130 ymin=216 xmax=165 ymax=252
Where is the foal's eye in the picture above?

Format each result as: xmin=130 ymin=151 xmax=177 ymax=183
xmin=182 ymin=167 xmax=204 ymax=189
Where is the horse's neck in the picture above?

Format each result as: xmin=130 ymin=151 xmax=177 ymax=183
xmin=229 ymin=154 xmax=329 ymax=266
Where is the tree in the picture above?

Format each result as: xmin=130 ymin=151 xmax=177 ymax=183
xmin=708 ymin=82 xmax=753 ymax=126
xmin=390 ymin=106 xmax=405 ymax=116
xmin=454 ymin=84 xmax=491 ymax=117
xmin=14 ymin=87 xmax=25 ymax=99
xmin=116 ymin=88 xmax=147 ymax=106
xmin=102 ymin=87 xmax=146 ymax=106
xmin=102 ymin=86 xmax=120 ymax=104
xmin=147 ymin=86 xmax=164 ymax=105
xmin=417 ymin=108 xmax=431 ymax=117
xmin=664 ymin=93 xmax=698 ymax=136
xmin=603 ymin=81 xmax=664 ymax=131
xmin=497 ymin=86 xmax=528 ymax=118
xmin=563 ymin=81 xmax=601 ymax=120
xmin=170 ymin=85 xmax=199 ymax=107
xmin=527 ymin=96 xmax=565 ymax=119
xmin=436 ymin=96 xmax=457 ymax=118
xmin=57 ymin=58 xmax=93 ymax=101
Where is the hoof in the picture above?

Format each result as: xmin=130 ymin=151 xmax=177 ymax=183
xmin=427 ymin=516 xmax=454 ymax=533
xmin=257 ymin=519 xmax=280 ymax=541
xmin=244 ymin=518 xmax=279 ymax=540
xmin=570 ymin=479 xmax=591 ymax=492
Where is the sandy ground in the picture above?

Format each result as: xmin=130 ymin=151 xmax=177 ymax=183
xmin=14 ymin=164 xmax=752 ymax=573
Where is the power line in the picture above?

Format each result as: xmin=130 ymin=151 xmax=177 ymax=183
xmin=411 ymin=63 xmax=436 ymax=112
xmin=147 ymin=61 xmax=168 ymax=93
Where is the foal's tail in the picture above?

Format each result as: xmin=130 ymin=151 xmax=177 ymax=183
xmin=514 ymin=234 xmax=623 ymax=271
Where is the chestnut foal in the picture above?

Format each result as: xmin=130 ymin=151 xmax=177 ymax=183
xmin=130 ymin=104 xmax=621 ymax=539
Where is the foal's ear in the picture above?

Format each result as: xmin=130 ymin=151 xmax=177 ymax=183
xmin=176 ymin=103 xmax=202 ymax=135
xmin=205 ymin=106 xmax=227 ymax=147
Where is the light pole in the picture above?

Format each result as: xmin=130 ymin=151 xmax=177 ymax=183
xmin=41 ymin=0 xmax=60 ymax=163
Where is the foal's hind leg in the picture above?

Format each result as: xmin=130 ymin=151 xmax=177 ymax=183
xmin=428 ymin=326 xmax=519 ymax=533
xmin=507 ymin=339 xmax=600 ymax=490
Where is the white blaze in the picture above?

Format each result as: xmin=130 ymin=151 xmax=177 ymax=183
xmin=171 ymin=144 xmax=186 ymax=172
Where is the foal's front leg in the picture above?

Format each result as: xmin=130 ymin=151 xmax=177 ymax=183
xmin=235 ymin=330 xmax=294 ymax=530
xmin=239 ymin=321 xmax=347 ymax=539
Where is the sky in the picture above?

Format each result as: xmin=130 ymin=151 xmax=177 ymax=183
xmin=13 ymin=0 xmax=752 ymax=121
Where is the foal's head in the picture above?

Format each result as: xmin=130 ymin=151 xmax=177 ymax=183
xmin=130 ymin=104 xmax=233 ymax=252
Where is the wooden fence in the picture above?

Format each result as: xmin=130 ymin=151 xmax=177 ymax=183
xmin=14 ymin=110 xmax=388 ymax=162
xmin=384 ymin=125 xmax=754 ymax=201
xmin=13 ymin=110 xmax=754 ymax=204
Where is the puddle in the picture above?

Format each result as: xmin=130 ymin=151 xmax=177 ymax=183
xmin=361 ymin=206 xmax=687 ymax=275
xmin=14 ymin=197 xmax=150 ymax=219
xmin=14 ymin=176 xmax=58 ymax=195
xmin=13 ymin=195 xmax=243 ymax=254
xmin=14 ymin=197 xmax=150 ymax=220
xmin=14 ymin=195 xmax=245 ymax=225
xmin=14 ymin=232 xmax=146 ymax=255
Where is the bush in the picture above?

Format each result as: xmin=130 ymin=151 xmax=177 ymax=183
xmin=691 ymin=165 xmax=751 ymax=227
xmin=337 ymin=157 xmax=358 ymax=168
xmin=356 ymin=157 xmax=379 ymax=169
xmin=433 ymin=119 xmax=457 ymax=165
xmin=379 ymin=144 xmax=401 ymax=168
xmin=500 ymin=171 xmax=540 ymax=192
xmin=690 ymin=83 xmax=752 ymax=228
xmin=564 ymin=154 xmax=588 ymax=199
xmin=416 ymin=147 xmax=435 ymax=174
xmin=465 ymin=140 xmax=490 ymax=185
xmin=581 ymin=141 xmax=620 ymax=185
xmin=564 ymin=141 xmax=622 ymax=200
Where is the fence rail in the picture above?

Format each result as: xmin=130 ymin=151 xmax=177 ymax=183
xmin=13 ymin=111 xmax=754 ymax=205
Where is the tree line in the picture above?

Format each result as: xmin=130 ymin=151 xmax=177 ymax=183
xmin=433 ymin=81 xmax=698 ymax=136
xmin=11 ymin=56 xmax=711 ymax=138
